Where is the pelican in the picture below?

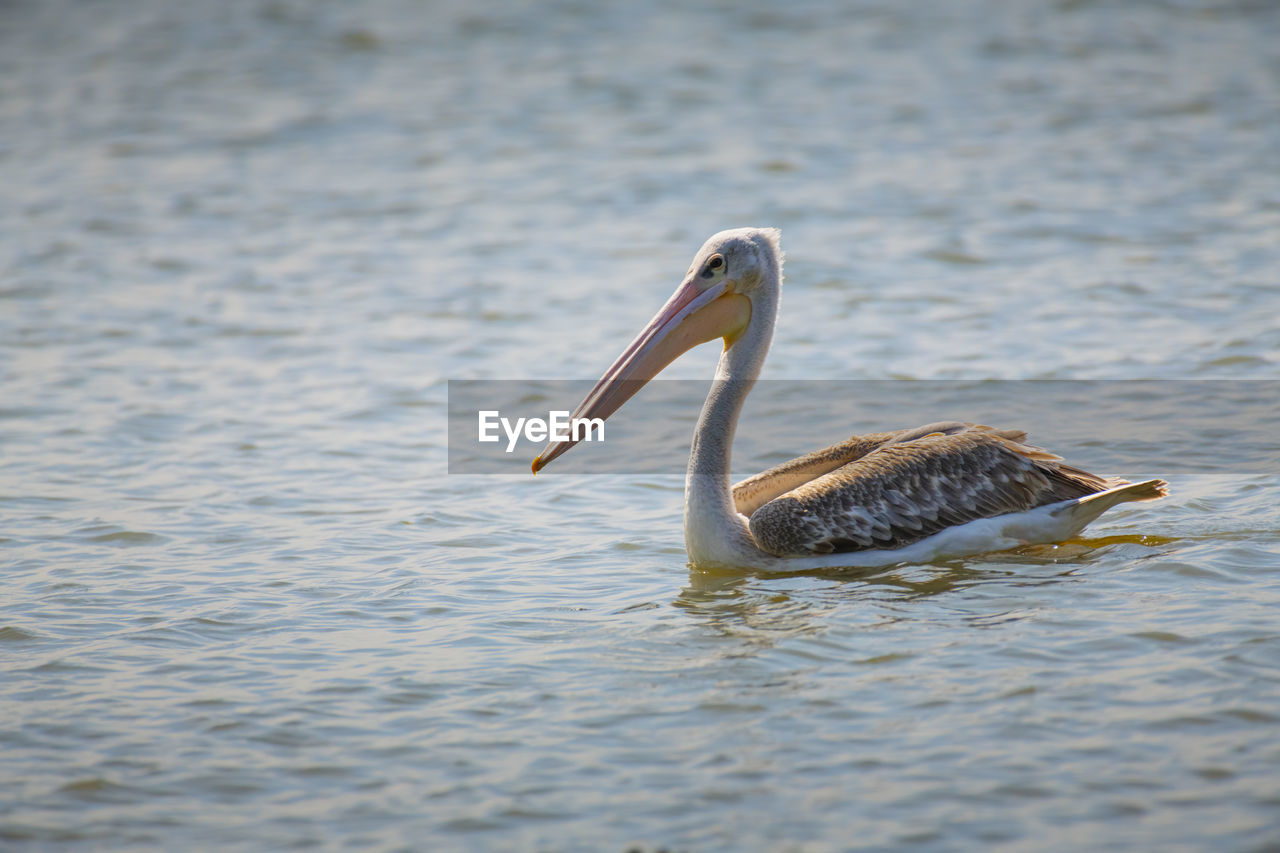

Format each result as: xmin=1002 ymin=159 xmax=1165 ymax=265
xmin=533 ymin=228 xmax=1168 ymax=570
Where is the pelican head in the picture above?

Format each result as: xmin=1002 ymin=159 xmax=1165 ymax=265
xmin=532 ymin=227 xmax=782 ymax=473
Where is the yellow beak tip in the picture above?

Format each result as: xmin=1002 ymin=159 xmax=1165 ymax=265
xmin=531 ymin=456 xmax=544 ymax=475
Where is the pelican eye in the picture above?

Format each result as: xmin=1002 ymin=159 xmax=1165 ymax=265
xmin=701 ymin=255 xmax=725 ymax=278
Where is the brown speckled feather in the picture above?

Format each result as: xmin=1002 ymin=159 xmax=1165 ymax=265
xmin=733 ymin=421 xmax=985 ymax=515
xmin=746 ymin=424 xmax=1118 ymax=557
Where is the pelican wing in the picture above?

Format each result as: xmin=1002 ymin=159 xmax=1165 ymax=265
xmin=732 ymin=421 xmax=980 ymax=516
xmin=746 ymin=424 xmax=1119 ymax=557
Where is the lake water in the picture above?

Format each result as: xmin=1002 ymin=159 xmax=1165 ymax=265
xmin=2 ymin=0 xmax=1279 ymax=849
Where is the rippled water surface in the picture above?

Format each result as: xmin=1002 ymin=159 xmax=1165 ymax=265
xmin=3 ymin=0 xmax=1279 ymax=849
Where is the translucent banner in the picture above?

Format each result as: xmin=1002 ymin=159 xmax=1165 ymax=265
xmin=447 ymin=380 xmax=1279 ymax=476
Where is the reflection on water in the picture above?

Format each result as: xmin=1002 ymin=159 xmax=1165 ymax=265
xmin=678 ymin=555 xmax=1081 ymax=647
xmin=676 ymin=572 xmax=834 ymax=645
xmin=3 ymin=0 xmax=1280 ymax=849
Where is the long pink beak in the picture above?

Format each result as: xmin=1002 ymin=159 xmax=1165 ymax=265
xmin=532 ymin=277 xmax=751 ymax=473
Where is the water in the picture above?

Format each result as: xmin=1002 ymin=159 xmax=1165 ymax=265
xmin=2 ymin=0 xmax=1279 ymax=849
